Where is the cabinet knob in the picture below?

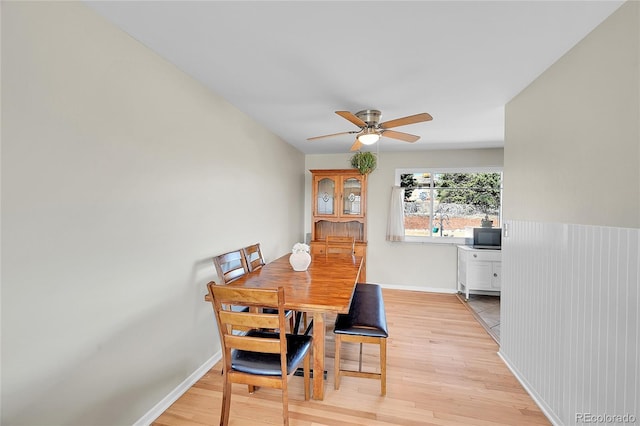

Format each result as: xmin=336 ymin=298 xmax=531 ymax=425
xmin=473 ymin=254 xmax=477 ymax=258
xmin=493 ymin=273 xmax=498 ymax=277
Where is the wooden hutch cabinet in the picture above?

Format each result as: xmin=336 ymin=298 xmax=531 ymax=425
xmin=310 ymin=169 xmax=367 ymax=280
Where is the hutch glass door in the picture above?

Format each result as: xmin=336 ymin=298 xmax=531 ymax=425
xmin=342 ymin=177 xmax=362 ymax=215
xmin=316 ymin=177 xmax=335 ymax=215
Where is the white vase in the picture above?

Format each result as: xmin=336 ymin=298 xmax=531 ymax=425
xmin=289 ymin=252 xmax=311 ymax=271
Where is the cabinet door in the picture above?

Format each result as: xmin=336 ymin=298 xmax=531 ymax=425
xmin=491 ymin=263 xmax=501 ymax=290
xmin=340 ymin=174 xmax=365 ymax=217
xmin=314 ymin=176 xmax=337 ymax=217
xmin=467 ymin=262 xmax=494 ymax=290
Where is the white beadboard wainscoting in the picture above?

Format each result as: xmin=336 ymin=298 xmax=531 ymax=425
xmin=500 ymin=221 xmax=638 ymax=426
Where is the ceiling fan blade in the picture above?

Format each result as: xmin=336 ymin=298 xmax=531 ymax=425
xmin=381 ymin=129 xmax=421 ymax=143
xmin=379 ymin=112 xmax=433 ymax=129
xmin=350 ymin=138 xmax=364 ymax=151
xmin=336 ymin=111 xmax=367 ymax=128
xmin=307 ymin=131 xmax=357 ymax=141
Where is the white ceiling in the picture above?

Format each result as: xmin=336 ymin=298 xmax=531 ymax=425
xmin=85 ymin=1 xmax=624 ymax=154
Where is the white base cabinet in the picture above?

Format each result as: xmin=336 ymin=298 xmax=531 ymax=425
xmin=457 ymin=245 xmax=501 ymax=300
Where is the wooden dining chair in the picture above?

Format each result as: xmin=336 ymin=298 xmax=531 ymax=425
xmin=211 ymin=249 xmax=253 ymax=338
xmin=207 ymin=284 xmax=312 ymax=426
xmin=243 ymin=243 xmax=266 ymax=272
xmin=213 ymin=249 xmax=249 ymax=285
xmin=325 ymin=235 xmax=356 ymax=257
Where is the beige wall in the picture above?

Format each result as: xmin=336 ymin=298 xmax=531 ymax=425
xmin=504 ymin=1 xmax=639 ymax=228
xmin=1 ymin=3 xmax=304 ymax=425
xmin=305 ymin=148 xmax=504 ymax=291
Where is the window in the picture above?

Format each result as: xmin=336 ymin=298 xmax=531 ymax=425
xmin=395 ymin=168 xmax=502 ymax=242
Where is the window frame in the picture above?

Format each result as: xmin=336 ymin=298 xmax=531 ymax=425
xmin=394 ymin=167 xmax=503 ymax=245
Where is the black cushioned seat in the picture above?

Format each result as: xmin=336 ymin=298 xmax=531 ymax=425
xmin=232 ymin=330 xmax=312 ymax=376
xmin=333 ymin=283 xmax=388 ymax=395
xmin=334 ymin=283 xmax=389 ymax=338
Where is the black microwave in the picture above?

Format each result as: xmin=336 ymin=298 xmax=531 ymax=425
xmin=473 ymin=227 xmax=502 ymax=249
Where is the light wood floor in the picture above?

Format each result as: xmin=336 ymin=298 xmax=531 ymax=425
xmin=152 ymin=290 xmax=549 ymax=425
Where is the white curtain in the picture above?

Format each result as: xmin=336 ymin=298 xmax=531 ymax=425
xmin=386 ymin=186 xmax=405 ymax=242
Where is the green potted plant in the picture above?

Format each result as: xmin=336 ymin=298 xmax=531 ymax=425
xmin=481 ymin=214 xmax=494 ymax=228
xmin=350 ymin=151 xmax=377 ymax=175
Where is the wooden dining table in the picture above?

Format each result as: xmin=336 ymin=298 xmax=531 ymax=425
xmin=206 ymin=252 xmax=363 ymax=400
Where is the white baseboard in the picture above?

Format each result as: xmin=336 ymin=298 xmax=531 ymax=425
xmin=377 ymin=283 xmax=457 ymax=294
xmin=498 ymin=350 xmax=561 ymax=426
xmin=134 ymin=350 xmax=222 ymax=426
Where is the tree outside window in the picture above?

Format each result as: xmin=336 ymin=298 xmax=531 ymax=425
xmin=400 ymin=171 xmax=502 ymax=238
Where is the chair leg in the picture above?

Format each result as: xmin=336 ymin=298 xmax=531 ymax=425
xmin=334 ymin=335 xmax=387 ymax=395
xmin=380 ymin=338 xmax=387 ymax=396
xmin=303 ymin=351 xmax=311 ymax=400
xmin=334 ymin=334 xmax=341 ymax=390
xmin=293 ymin=312 xmax=308 ymax=334
xmin=220 ymin=380 xmax=232 ymax=426
xmin=281 ymin=386 xmax=290 ymax=426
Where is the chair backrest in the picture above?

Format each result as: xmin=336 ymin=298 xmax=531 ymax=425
xmin=207 ymin=283 xmax=288 ymax=379
xmin=213 ymin=249 xmax=249 ymax=284
xmin=243 ymin=243 xmax=266 ymax=272
xmin=325 ymin=235 xmax=355 ymax=256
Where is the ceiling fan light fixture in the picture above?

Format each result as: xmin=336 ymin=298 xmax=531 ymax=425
xmin=357 ymin=128 xmax=380 ymax=145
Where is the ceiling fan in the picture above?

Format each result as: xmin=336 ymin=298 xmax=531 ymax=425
xmin=307 ymin=109 xmax=433 ymax=151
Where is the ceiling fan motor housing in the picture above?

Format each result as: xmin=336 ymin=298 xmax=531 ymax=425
xmin=355 ymin=109 xmax=381 ymax=126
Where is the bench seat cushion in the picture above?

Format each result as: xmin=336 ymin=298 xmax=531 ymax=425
xmin=334 ymin=283 xmax=388 ymax=338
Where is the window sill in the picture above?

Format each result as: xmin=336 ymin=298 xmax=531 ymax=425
xmin=402 ymin=236 xmax=468 ymax=245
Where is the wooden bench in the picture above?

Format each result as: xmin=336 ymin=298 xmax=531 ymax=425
xmin=333 ymin=283 xmax=388 ymax=395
